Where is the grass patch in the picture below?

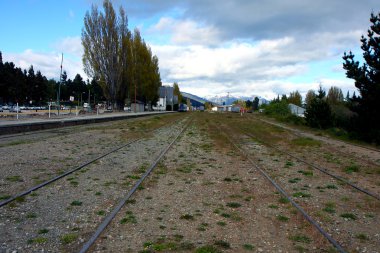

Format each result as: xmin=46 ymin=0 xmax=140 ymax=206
xmin=345 ymin=164 xmax=360 ymax=174
xmin=291 ymin=137 xmax=321 ymax=146
xmin=277 ymin=215 xmax=289 ymax=222
xmin=61 ymin=233 xmax=78 ymax=244
xmin=26 ymin=213 xmax=37 ymax=218
xmin=216 ymin=221 xmax=226 ymax=226
xmin=214 ymin=240 xmax=230 ymax=249
xmin=279 ymin=197 xmax=290 ymax=204
xmin=180 ymin=214 xmax=194 ymax=220
xmin=326 ymin=184 xmax=338 ymax=189
xmin=226 ymin=202 xmax=241 ymax=208
xmin=0 ymin=195 xmax=11 ymax=200
xmin=285 ymin=161 xmax=294 ymax=168
xmin=243 ymin=244 xmax=255 ymax=251
xmin=6 ymin=175 xmax=23 ymax=182
xmin=197 ymin=222 xmax=208 ymax=231
xmin=120 ymin=211 xmax=137 ymax=224
xmin=289 ymin=234 xmax=311 ymax=244
xmin=96 ymin=210 xmax=106 ymax=216
xmin=177 ymin=164 xmax=194 ymax=173
xmin=289 ymin=178 xmax=301 ymax=183
xmin=293 ymin=192 xmax=311 ymax=198
xmin=356 ymin=233 xmax=369 ymax=241
xmin=38 ymin=228 xmax=49 ymax=234
xmin=340 ymin=213 xmax=357 ymax=220
xmin=297 ymin=170 xmax=313 ymax=176
xmin=323 ymin=202 xmax=336 ymax=214
xmin=70 ymin=200 xmax=82 ymax=206
xmin=27 ymin=237 xmax=48 ymax=244
xmin=268 ymin=204 xmax=279 ymax=209
xmin=195 ymin=245 xmax=222 ymax=253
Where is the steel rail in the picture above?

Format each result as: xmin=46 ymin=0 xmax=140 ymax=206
xmin=78 ymin=118 xmax=192 ymax=253
xmin=244 ymin=132 xmax=380 ymax=201
xmin=214 ymin=123 xmax=347 ymax=253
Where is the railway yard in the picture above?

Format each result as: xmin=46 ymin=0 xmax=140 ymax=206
xmin=0 ymin=112 xmax=379 ymax=253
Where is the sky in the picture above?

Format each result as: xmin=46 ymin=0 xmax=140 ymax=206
xmin=0 ymin=0 xmax=378 ymax=100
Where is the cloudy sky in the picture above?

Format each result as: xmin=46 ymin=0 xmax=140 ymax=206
xmin=0 ymin=0 xmax=377 ymax=99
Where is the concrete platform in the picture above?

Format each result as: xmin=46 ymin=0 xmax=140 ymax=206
xmin=0 ymin=111 xmax=174 ymax=135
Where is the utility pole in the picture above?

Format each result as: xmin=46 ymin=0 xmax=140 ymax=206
xmin=57 ymin=53 xmax=63 ymax=116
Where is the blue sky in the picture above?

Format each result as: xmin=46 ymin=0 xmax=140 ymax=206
xmin=0 ymin=0 xmax=377 ymax=99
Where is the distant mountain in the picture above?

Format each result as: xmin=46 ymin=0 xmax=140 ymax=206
xmin=205 ymin=95 xmax=269 ymax=106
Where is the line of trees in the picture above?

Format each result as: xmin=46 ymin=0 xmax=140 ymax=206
xmin=0 ymin=56 xmax=52 ymax=105
xmin=0 ymin=53 xmax=106 ymax=107
xmin=82 ymin=0 xmax=161 ymax=110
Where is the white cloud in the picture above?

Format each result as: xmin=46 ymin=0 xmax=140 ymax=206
xmin=149 ymin=17 xmax=221 ymax=45
xmin=4 ymin=49 xmax=86 ymax=81
xmin=53 ymin=36 xmax=83 ymax=58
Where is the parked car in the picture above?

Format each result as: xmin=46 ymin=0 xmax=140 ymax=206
xmin=0 ymin=106 xmax=3 ymax=112
xmin=2 ymin=105 xmax=9 ymax=110
xmin=9 ymin=106 xmax=21 ymax=113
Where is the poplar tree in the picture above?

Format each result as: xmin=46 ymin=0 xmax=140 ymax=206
xmin=82 ymin=0 xmax=129 ymax=109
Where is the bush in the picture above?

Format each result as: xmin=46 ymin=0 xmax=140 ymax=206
xmin=305 ymin=98 xmax=332 ymax=129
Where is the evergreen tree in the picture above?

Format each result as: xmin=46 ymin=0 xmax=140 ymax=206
xmin=305 ymin=86 xmax=332 ymax=129
xmin=343 ymin=12 xmax=380 ymax=143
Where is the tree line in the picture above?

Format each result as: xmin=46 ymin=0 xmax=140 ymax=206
xmin=262 ymin=12 xmax=380 ymax=144
xmin=0 ymin=54 xmax=107 ymax=107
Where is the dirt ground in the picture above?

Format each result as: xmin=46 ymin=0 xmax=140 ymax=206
xmin=0 ymin=112 xmax=379 ymax=253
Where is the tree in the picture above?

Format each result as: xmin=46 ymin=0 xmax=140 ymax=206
xmin=305 ymin=86 xmax=332 ymax=129
xmin=305 ymin=90 xmax=316 ymax=108
xmin=343 ymin=12 xmax=380 ymax=143
xmin=327 ymin=86 xmax=344 ymax=105
xmin=173 ymin=82 xmax=182 ymax=104
xmin=253 ymin=97 xmax=259 ymax=111
xmin=82 ymin=0 xmax=129 ymax=109
xmin=288 ymin=91 xmax=302 ymax=106
xmin=245 ymin=99 xmax=253 ymax=110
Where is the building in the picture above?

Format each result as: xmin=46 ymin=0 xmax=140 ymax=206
xmin=156 ymin=86 xmax=178 ymax=111
xmin=288 ymin=103 xmax=305 ymax=117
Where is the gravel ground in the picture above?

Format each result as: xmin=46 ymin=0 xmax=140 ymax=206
xmin=0 ymin=112 xmax=378 ymax=253
xmin=91 ymin=115 xmax=332 ymax=252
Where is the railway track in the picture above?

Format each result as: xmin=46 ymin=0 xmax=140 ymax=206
xmin=0 ymin=114 xmax=185 ymax=199
xmin=243 ymin=131 xmax=380 ymax=201
xmin=79 ymin=118 xmax=192 ymax=253
xmin=211 ymin=113 xmax=379 ymax=252
xmin=256 ymin=117 xmax=380 ymax=164
xmin=0 ymin=115 xmax=190 ymax=252
xmin=214 ymin=122 xmax=347 ymax=253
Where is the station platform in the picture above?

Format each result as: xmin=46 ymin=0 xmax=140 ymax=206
xmin=0 ymin=111 xmax=173 ymax=135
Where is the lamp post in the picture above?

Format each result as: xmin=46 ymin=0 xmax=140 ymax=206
xmin=57 ymin=53 xmax=63 ymax=116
